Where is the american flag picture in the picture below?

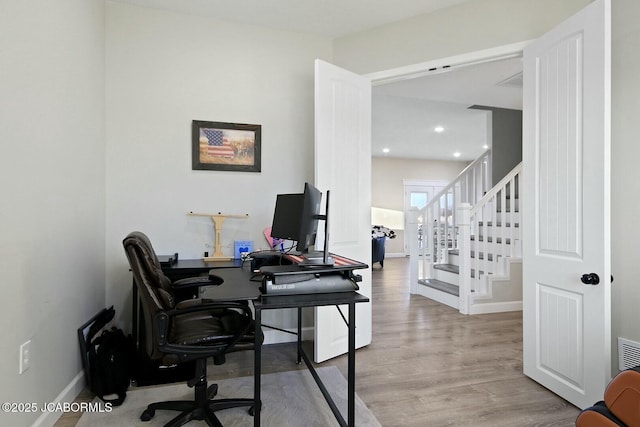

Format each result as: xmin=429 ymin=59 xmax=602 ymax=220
xmin=202 ymin=128 xmax=235 ymax=159
xmin=193 ymin=120 xmax=260 ymax=172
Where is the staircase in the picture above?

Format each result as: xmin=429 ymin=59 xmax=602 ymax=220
xmin=409 ymin=153 xmax=522 ymax=315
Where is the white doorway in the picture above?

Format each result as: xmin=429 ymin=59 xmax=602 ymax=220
xmin=402 ymin=180 xmax=447 ymax=255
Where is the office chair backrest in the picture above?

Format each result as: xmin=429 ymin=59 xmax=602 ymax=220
xmin=123 ymin=231 xmax=175 ymax=360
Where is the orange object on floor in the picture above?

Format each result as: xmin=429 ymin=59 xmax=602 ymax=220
xmin=576 ymin=366 xmax=640 ymax=427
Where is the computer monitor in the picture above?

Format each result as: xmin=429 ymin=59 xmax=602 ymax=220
xmin=270 ymin=193 xmax=304 ymax=243
xmin=270 ymin=182 xmax=333 ymax=266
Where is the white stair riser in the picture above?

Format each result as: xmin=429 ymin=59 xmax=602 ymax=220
xmin=433 ymin=268 xmax=459 ymax=285
xmin=448 ymin=252 xmax=459 ymax=265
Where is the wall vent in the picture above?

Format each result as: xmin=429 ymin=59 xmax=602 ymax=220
xmin=618 ymin=337 xmax=640 ymax=370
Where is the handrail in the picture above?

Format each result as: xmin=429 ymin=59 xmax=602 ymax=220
xmin=470 ymin=163 xmax=522 ymax=216
xmin=429 ymin=149 xmax=491 ymax=206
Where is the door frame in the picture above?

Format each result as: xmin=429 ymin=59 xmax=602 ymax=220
xmin=402 ymin=179 xmax=448 ymax=255
xmin=365 ymin=21 xmax=611 ymax=406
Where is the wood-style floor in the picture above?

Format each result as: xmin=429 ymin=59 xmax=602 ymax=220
xmin=56 ymin=257 xmax=580 ymax=426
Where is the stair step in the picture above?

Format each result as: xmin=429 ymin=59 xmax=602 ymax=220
xmin=471 ymin=251 xmax=493 ymax=261
xmin=477 ymin=221 xmax=519 ymax=228
xmin=433 ymin=263 xmax=459 ymax=274
xmin=470 ymin=236 xmax=511 ymax=244
xmin=418 ymin=278 xmax=459 ymax=296
xmin=447 ymin=249 xmax=493 ymax=261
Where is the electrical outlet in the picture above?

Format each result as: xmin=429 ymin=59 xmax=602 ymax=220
xmin=19 ymin=340 xmax=31 ymax=374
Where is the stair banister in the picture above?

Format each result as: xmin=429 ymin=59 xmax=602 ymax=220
xmin=408 ymin=207 xmax=420 ymax=294
xmin=456 ymin=202 xmax=472 ymax=314
xmin=459 ymin=162 xmax=522 ymax=302
xmin=416 ymin=150 xmax=491 ymax=275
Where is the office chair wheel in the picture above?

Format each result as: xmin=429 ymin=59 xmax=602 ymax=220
xmin=140 ymin=408 xmax=155 ymax=421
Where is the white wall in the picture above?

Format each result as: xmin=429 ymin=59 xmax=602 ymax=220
xmin=611 ymin=0 xmax=640 ymax=371
xmin=372 ymin=157 xmax=467 ymax=254
xmin=0 ymin=1 xmax=106 ymax=426
xmin=105 ymin=3 xmax=333 ymax=331
xmin=333 ymin=0 xmax=591 ymax=74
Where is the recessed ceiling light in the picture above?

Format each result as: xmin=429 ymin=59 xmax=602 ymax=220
xmin=483 ymin=144 xmax=489 ymax=149
xmin=382 ymin=148 xmax=390 ymax=153
xmin=434 ymin=126 xmax=445 ymax=133
xmin=453 ymin=151 xmax=461 ymax=157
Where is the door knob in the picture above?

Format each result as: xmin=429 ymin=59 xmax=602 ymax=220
xmin=581 ymin=273 xmax=600 ymax=285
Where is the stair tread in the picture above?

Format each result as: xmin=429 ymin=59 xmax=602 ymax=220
xmin=470 ymin=236 xmax=511 ymax=244
xmin=418 ymin=278 xmax=459 ymax=296
xmin=433 ymin=263 xmax=459 ymax=274
xmin=448 ymin=249 xmax=494 ymax=261
xmin=477 ymin=221 xmax=520 ymax=227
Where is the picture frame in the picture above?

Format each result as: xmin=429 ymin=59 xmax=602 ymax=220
xmin=192 ymin=120 xmax=261 ymax=172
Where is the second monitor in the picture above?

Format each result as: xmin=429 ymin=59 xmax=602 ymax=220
xmin=270 ymin=182 xmax=334 ymax=266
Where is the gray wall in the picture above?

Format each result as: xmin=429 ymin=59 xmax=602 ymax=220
xmin=471 ymin=106 xmax=523 ymax=186
xmin=105 ymin=3 xmax=333 ymax=339
xmin=0 ymin=1 xmax=106 ymax=425
xmin=611 ymin=0 xmax=640 ymax=373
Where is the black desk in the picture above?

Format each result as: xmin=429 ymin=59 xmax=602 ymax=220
xmin=252 ymin=291 xmax=369 ymax=427
xmin=161 ymin=261 xmax=369 ymax=427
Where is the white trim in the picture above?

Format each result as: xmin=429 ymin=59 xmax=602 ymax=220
xmin=32 ymin=370 xmax=86 ymax=427
xmin=385 ymin=252 xmax=406 ymax=258
xmin=469 ymin=301 xmax=523 ymax=315
xmin=365 ymin=40 xmax=533 ymax=86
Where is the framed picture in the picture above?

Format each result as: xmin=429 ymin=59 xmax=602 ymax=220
xmin=192 ymin=120 xmax=261 ymax=172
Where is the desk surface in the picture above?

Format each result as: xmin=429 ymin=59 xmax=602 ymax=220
xmin=163 ymin=258 xmax=243 ymax=270
xmin=199 ymin=267 xmax=370 ymax=306
xmin=201 ymin=267 xmax=262 ymax=301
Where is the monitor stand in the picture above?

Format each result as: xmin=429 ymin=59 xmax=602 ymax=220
xmin=298 ymin=250 xmax=334 ymax=267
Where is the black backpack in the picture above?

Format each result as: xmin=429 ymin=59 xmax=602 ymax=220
xmin=88 ymin=327 xmax=133 ymax=406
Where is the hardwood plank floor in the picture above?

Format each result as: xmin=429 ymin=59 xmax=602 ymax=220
xmin=56 ymin=257 xmax=579 ymax=426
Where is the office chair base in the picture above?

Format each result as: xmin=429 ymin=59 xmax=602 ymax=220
xmin=140 ymin=377 xmax=254 ymax=427
xmin=140 ymin=397 xmax=255 ymax=427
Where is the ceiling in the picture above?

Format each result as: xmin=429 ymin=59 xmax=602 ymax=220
xmin=113 ymin=0 xmax=523 ymax=161
xmin=373 ymin=56 xmax=523 ymax=161
xmin=111 ymin=0 xmax=486 ymax=38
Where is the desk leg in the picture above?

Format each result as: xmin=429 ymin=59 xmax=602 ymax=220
xmin=297 ymin=307 xmax=302 ymax=364
xmin=254 ymin=307 xmax=261 ymax=427
xmin=348 ymin=302 xmax=356 ymax=427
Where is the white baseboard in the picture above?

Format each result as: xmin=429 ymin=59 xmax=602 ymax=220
xmin=469 ymin=301 xmax=522 ymax=315
xmin=385 ymin=253 xmax=406 ymax=258
xmin=32 ymin=370 xmax=86 ymax=427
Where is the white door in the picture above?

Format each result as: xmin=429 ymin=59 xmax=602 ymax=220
xmin=314 ymin=59 xmax=372 ymax=362
xmin=522 ymin=0 xmax=611 ymax=409
xmin=403 ymin=181 xmax=446 ymax=255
